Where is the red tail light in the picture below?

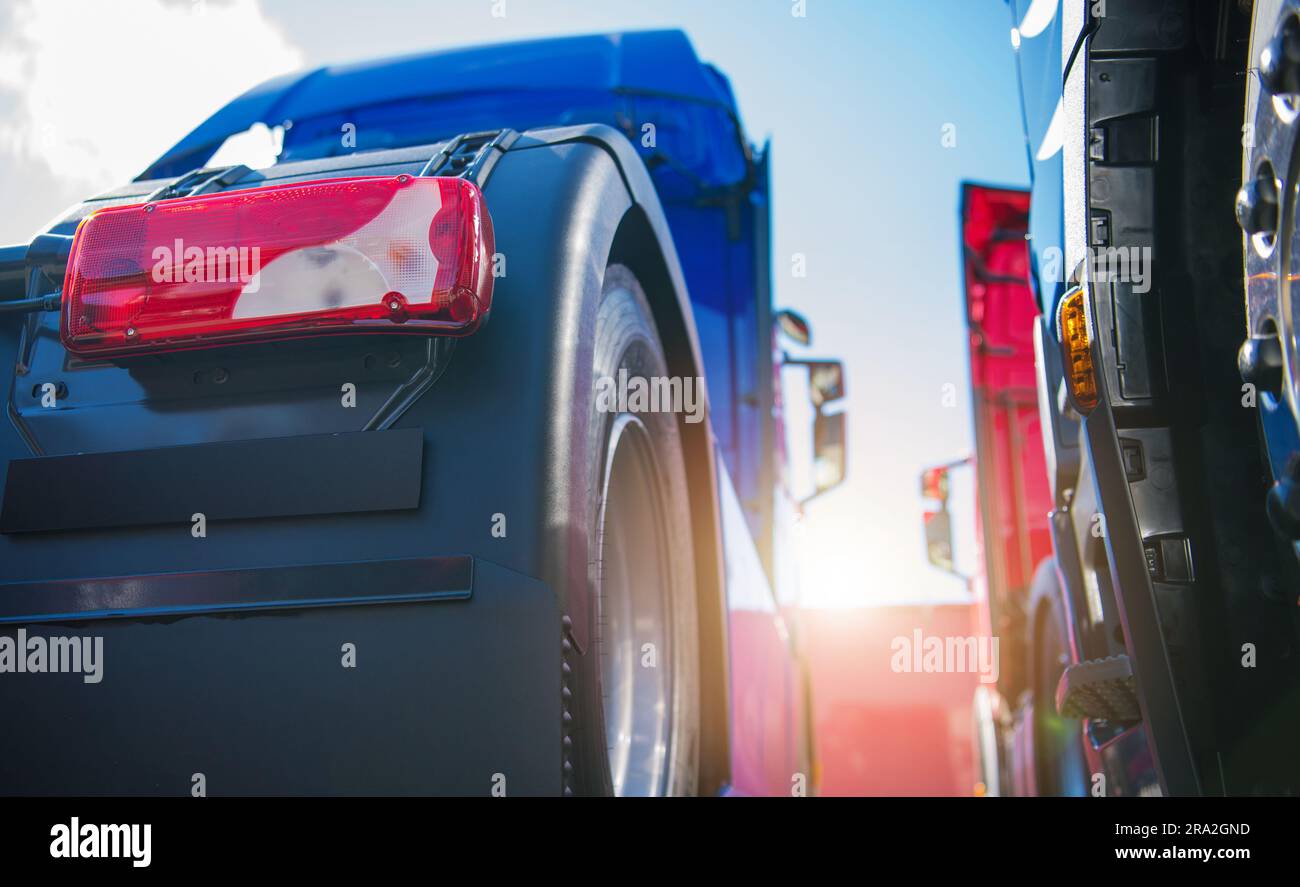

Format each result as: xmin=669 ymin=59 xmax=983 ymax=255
xmin=60 ymin=175 xmax=494 ymax=357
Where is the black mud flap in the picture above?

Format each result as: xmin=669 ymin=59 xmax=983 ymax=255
xmin=0 ymin=558 xmax=561 ymax=796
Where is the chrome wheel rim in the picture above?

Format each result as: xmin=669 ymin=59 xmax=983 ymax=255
xmin=596 ymin=413 xmax=673 ymax=796
xmin=1246 ymin=2 xmax=1300 ymax=420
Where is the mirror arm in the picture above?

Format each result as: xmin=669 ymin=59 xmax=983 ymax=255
xmin=941 ymin=565 xmax=975 ymax=586
xmin=797 ymin=487 xmax=830 ymax=509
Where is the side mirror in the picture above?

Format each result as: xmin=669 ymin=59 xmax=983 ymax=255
xmin=775 ymin=308 xmax=812 ymax=346
xmin=785 ymin=357 xmax=844 ymax=407
xmin=919 ymin=458 xmax=971 ymax=581
xmin=805 ymin=360 xmax=845 ymax=408
xmin=920 ymin=465 xmax=951 ymax=504
xmin=809 ymin=409 xmax=846 ymax=500
xmin=923 ymin=507 xmax=955 ymax=572
xmin=782 ymin=353 xmax=846 ymax=506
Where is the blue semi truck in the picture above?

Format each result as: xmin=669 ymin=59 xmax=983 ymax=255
xmin=984 ymin=0 xmax=1300 ymax=797
xmin=0 ymin=31 xmax=844 ymax=796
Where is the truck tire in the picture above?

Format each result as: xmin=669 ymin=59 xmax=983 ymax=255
xmin=1029 ymin=561 xmax=1089 ymax=797
xmin=568 ymin=264 xmax=700 ymax=796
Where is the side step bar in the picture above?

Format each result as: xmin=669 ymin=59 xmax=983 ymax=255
xmin=1057 ymin=654 xmax=1141 ymax=725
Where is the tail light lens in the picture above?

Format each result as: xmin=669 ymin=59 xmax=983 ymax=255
xmin=61 ymin=175 xmax=494 ymax=358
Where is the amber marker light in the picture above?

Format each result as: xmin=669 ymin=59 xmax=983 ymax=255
xmin=1056 ymin=286 xmax=1099 ymax=414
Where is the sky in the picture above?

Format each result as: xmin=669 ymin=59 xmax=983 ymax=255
xmin=0 ymin=0 xmax=1030 ymax=607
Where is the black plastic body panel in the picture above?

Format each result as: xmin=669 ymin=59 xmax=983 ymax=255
xmin=1062 ymin=0 xmax=1207 ymax=798
xmin=1081 ymin=392 xmax=1199 ymax=796
xmin=1088 ymin=50 xmax=1164 ymax=416
xmin=0 ymin=428 xmax=423 ymax=534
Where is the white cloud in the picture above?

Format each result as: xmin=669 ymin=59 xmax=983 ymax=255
xmin=0 ymin=0 xmax=303 ymax=195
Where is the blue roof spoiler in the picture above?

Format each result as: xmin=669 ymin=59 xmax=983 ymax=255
xmin=139 ymin=30 xmax=737 ymax=181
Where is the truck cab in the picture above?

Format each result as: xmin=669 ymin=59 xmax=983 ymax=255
xmin=931 ymin=0 xmax=1300 ymax=798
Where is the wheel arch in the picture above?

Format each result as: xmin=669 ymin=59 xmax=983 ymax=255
xmin=488 ymin=125 xmax=731 ymax=793
xmin=605 ymin=204 xmax=732 ymax=796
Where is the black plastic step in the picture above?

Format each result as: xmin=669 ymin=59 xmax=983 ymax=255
xmin=1055 ymin=654 xmax=1142 ymax=724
